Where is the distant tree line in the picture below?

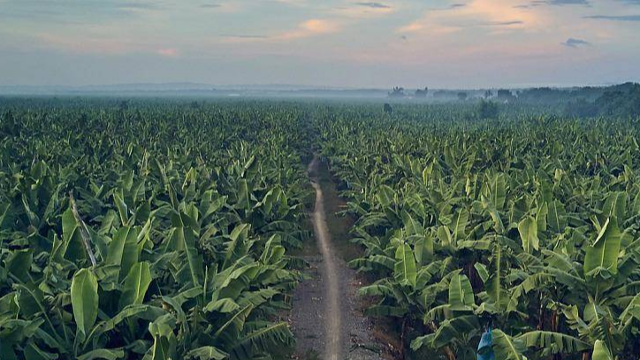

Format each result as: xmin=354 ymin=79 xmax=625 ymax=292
xmin=565 ymin=83 xmax=640 ymax=118
xmin=388 ymin=86 xmax=429 ymax=98
xmin=516 ymin=83 xmax=638 ymax=104
xmin=384 ymin=83 xmax=639 ymax=115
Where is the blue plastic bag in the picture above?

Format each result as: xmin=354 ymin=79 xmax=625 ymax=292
xmin=477 ymin=328 xmax=495 ymax=360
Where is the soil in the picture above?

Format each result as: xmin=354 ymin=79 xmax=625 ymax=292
xmin=289 ymin=154 xmax=393 ymax=360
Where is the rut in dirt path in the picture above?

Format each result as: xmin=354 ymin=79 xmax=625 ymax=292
xmin=308 ymin=154 xmax=342 ymax=360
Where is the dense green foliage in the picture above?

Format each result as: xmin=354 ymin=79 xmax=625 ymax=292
xmin=313 ymin=106 xmax=640 ymax=359
xmin=3 ymin=97 xmax=640 ymax=360
xmin=0 ymin=100 xmax=312 ymax=359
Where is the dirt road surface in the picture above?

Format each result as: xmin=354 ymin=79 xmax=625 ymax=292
xmin=290 ymin=154 xmax=385 ymax=360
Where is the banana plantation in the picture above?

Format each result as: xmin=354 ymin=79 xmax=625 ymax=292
xmin=313 ymin=107 xmax=640 ymax=359
xmin=2 ymin=98 xmax=640 ymax=360
xmin=0 ymin=100 xmax=312 ymax=359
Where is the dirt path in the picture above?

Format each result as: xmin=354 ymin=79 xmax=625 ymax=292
xmin=290 ymin=154 xmax=386 ymax=360
xmin=309 ymin=155 xmax=341 ymax=360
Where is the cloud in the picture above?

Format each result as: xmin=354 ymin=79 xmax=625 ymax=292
xmin=547 ymin=0 xmax=589 ymax=4
xmin=356 ymin=2 xmax=391 ymax=9
xmin=223 ymin=19 xmax=340 ymax=43
xmin=449 ymin=3 xmax=467 ymax=8
xmin=585 ymin=14 xmax=640 ymax=21
xmin=0 ymin=0 xmax=163 ymax=23
xmin=279 ymin=19 xmax=340 ymax=40
xmin=157 ymin=48 xmax=179 ymax=57
xmin=333 ymin=2 xmax=394 ymax=19
xmin=299 ymin=19 xmax=339 ymax=33
xmin=487 ymin=20 xmax=524 ymax=26
xmin=398 ymin=22 xmax=427 ymax=33
xmin=531 ymin=0 xmax=589 ymax=6
xmin=397 ymin=0 xmax=538 ymax=34
xmin=562 ymin=38 xmax=591 ymax=47
xmin=199 ymin=2 xmax=243 ymax=13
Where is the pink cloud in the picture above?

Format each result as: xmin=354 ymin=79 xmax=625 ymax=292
xmin=397 ymin=0 xmax=543 ymax=35
xmin=279 ymin=19 xmax=340 ymax=40
xmin=157 ymin=48 xmax=179 ymax=57
xmin=220 ymin=18 xmax=341 ymax=44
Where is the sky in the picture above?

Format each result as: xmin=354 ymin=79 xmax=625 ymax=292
xmin=0 ymin=0 xmax=639 ymax=89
